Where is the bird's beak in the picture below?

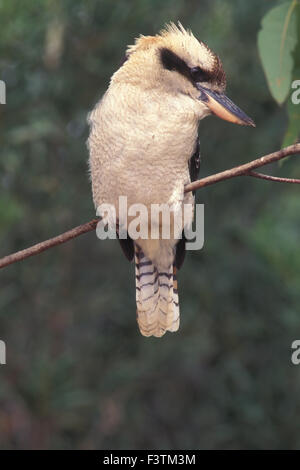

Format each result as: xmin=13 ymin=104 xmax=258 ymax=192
xmin=197 ymin=85 xmax=255 ymax=127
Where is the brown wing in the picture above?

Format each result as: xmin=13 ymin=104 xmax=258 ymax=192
xmin=117 ymin=233 xmax=134 ymax=262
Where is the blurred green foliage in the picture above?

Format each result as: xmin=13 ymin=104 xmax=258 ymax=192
xmin=0 ymin=0 xmax=300 ymax=450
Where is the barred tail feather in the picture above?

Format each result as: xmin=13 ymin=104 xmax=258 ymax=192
xmin=135 ymin=244 xmax=180 ymax=337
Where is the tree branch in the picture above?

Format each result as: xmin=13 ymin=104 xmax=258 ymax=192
xmin=0 ymin=143 xmax=299 ymax=270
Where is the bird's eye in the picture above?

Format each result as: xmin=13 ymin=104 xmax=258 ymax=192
xmin=190 ymin=66 xmax=208 ymax=82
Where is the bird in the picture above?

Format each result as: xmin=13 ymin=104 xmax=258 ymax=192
xmin=87 ymin=22 xmax=255 ymax=338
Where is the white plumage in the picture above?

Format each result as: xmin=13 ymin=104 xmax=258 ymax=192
xmin=88 ymin=23 xmax=254 ymax=337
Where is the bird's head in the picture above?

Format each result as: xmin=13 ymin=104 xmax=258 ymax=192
xmin=113 ymin=22 xmax=255 ymax=127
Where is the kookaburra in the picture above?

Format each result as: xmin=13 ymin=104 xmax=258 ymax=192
xmin=88 ymin=23 xmax=255 ymax=338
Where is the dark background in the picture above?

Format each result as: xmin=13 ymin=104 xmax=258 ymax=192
xmin=1 ymin=0 xmax=300 ymax=449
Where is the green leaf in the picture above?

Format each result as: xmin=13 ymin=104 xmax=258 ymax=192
xmin=258 ymin=0 xmax=298 ymax=104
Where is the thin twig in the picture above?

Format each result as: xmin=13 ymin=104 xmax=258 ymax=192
xmin=184 ymin=143 xmax=300 ymax=193
xmin=0 ymin=219 xmax=99 ymax=269
xmin=0 ymin=143 xmax=299 ymax=270
xmin=247 ymin=171 xmax=300 ymax=184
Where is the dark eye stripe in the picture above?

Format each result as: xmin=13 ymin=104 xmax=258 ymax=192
xmin=160 ymin=48 xmax=191 ymax=80
xmin=160 ymin=47 xmax=210 ymax=84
